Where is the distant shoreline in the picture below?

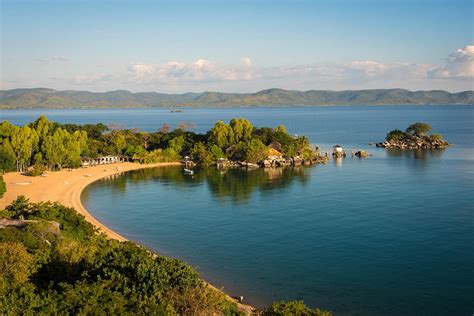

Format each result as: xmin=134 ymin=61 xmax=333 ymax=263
xmin=1 ymin=87 xmax=472 ymax=108
xmin=1 ymin=103 xmax=473 ymax=110
xmin=0 ymin=162 xmax=182 ymax=240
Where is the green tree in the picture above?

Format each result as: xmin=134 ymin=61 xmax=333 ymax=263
xmin=0 ymin=140 xmax=16 ymax=172
xmin=230 ymin=118 xmax=253 ymax=142
xmin=0 ymin=242 xmax=33 ymax=292
xmin=406 ymin=122 xmax=432 ymax=136
xmin=190 ymin=142 xmax=214 ymax=166
xmin=31 ymin=115 xmax=53 ymax=150
xmin=274 ymin=124 xmax=288 ymax=134
xmin=0 ymin=120 xmax=19 ymax=139
xmin=429 ymin=133 xmax=443 ymax=141
xmin=0 ymin=175 xmax=5 ymax=198
xmin=10 ymin=126 xmax=39 ymax=172
xmin=42 ymin=128 xmax=86 ymax=170
xmin=208 ymin=121 xmax=234 ymax=150
xmin=386 ymin=129 xmax=407 ymax=141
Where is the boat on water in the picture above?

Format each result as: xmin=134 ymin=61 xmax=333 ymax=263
xmin=184 ymin=168 xmax=194 ymax=175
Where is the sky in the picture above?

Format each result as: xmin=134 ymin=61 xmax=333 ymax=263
xmin=1 ymin=0 xmax=473 ymax=93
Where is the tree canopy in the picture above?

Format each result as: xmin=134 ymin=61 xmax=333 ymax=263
xmin=0 ymin=116 xmax=318 ymax=172
xmin=406 ymin=122 xmax=432 ymax=136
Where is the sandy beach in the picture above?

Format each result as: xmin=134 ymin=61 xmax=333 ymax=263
xmin=0 ymin=162 xmax=181 ymax=241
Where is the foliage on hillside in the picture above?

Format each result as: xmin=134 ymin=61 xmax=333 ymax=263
xmin=264 ymin=300 xmax=332 ymax=316
xmin=0 ymin=116 xmax=315 ymax=172
xmin=0 ymin=197 xmax=330 ymax=315
xmin=0 ymin=197 xmax=240 ymax=315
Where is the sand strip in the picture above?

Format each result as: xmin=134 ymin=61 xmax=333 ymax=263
xmin=0 ymin=162 xmax=181 ymax=240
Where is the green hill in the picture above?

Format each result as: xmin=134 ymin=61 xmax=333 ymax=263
xmin=0 ymin=88 xmax=472 ymax=108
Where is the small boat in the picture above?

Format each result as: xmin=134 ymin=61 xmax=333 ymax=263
xmin=184 ymin=168 xmax=194 ymax=175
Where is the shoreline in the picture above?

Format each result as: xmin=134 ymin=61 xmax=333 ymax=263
xmin=0 ymin=162 xmax=181 ymax=240
xmin=0 ymin=161 xmax=254 ymax=314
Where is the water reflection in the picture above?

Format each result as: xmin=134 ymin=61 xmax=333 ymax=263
xmin=386 ymin=148 xmax=446 ymax=159
xmin=95 ymin=166 xmax=313 ymax=204
xmin=385 ymin=148 xmax=446 ymax=170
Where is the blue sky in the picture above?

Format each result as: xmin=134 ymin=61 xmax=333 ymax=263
xmin=1 ymin=0 xmax=473 ymax=92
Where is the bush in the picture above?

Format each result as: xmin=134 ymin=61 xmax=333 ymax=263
xmin=0 ymin=199 xmax=242 ymax=315
xmin=429 ymin=133 xmax=443 ymax=141
xmin=167 ymin=283 xmax=240 ymax=315
xmin=386 ymin=129 xmax=407 ymax=141
xmin=0 ymin=174 xmax=5 ymax=198
xmin=264 ymin=300 xmax=332 ymax=316
xmin=406 ymin=122 xmax=432 ymax=136
xmin=5 ymin=197 xmax=95 ymax=240
xmin=0 ymin=242 xmax=33 ymax=291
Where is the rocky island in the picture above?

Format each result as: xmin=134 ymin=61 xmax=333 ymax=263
xmin=377 ymin=122 xmax=451 ymax=149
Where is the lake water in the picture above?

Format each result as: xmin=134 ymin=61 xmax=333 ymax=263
xmin=2 ymin=106 xmax=473 ymax=315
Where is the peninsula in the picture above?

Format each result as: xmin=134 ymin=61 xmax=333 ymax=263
xmin=0 ymin=116 xmax=332 ymax=315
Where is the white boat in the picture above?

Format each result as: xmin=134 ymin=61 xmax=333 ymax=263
xmin=184 ymin=168 xmax=194 ymax=175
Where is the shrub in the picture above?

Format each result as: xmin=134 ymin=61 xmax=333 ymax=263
xmin=167 ymin=284 xmax=240 ymax=315
xmin=190 ymin=142 xmax=214 ymax=166
xmin=264 ymin=300 xmax=332 ymax=316
xmin=0 ymin=174 xmax=5 ymax=198
xmin=386 ymin=129 xmax=407 ymax=141
xmin=0 ymin=242 xmax=33 ymax=291
xmin=429 ymin=133 xmax=443 ymax=141
xmin=6 ymin=197 xmax=95 ymax=240
xmin=406 ymin=122 xmax=432 ymax=136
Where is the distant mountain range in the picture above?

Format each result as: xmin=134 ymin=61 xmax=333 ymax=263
xmin=0 ymin=88 xmax=472 ymax=108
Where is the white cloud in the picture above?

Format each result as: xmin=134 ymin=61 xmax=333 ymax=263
xmin=126 ymin=58 xmax=254 ymax=84
xmin=17 ymin=45 xmax=471 ymax=92
xmin=241 ymin=57 xmax=252 ymax=67
xmin=430 ymin=45 xmax=474 ymax=79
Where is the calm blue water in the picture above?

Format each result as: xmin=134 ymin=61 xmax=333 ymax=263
xmin=3 ymin=106 xmax=473 ymax=315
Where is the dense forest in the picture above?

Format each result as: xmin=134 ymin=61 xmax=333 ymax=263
xmin=0 ymin=197 xmax=331 ymax=315
xmin=0 ymin=116 xmax=318 ymax=174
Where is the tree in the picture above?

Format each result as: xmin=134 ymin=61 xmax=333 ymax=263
xmin=429 ymin=133 xmax=443 ymax=141
xmin=0 ymin=242 xmax=33 ymax=291
xmin=0 ymin=120 xmax=19 ymax=139
xmin=246 ymin=139 xmax=268 ymax=163
xmin=42 ymin=128 xmax=87 ymax=170
xmin=168 ymin=136 xmax=185 ymax=154
xmin=208 ymin=121 xmax=234 ymax=150
xmin=10 ymin=126 xmax=39 ymax=172
xmin=274 ymin=124 xmax=288 ymax=134
xmin=386 ymin=129 xmax=407 ymax=141
xmin=190 ymin=142 xmax=214 ymax=166
xmin=230 ymin=118 xmax=253 ymax=142
xmin=406 ymin=122 xmax=432 ymax=136
xmin=0 ymin=140 xmax=16 ymax=172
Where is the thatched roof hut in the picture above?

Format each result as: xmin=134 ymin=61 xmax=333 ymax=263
xmin=268 ymin=147 xmax=283 ymax=159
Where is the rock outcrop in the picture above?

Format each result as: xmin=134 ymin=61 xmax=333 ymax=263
xmin=376 ymin=136 xmax=451 ymax=149
xmin=215 ymin=155 xmax=329 ymax=169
